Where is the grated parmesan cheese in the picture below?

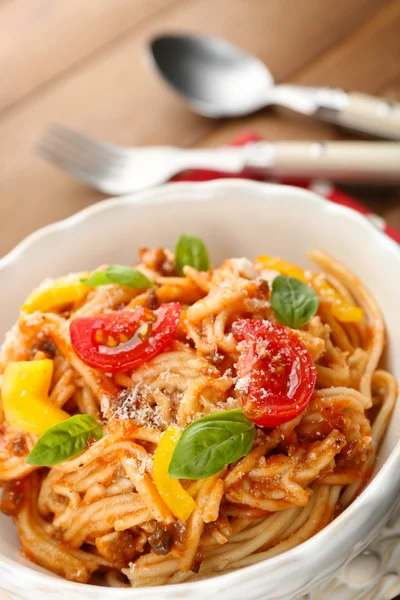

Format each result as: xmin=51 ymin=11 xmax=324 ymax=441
xmin=235 ymin=374 xmax=251 ymax=394
xmin=259 ymin=268 xmax=280 ymax=286
xmin=159 ymin=369 xmax=171 ymax=380
xmin=231 ymin=257 xmax=258 ymax=280
xmin=245 ymin=297 xmax=271 ymax=310
xmin=224 ymin=396 xmax=241 ymax=409
xmin=126 ymin=454 xmax=153 ymax=476
xmin=0 ymin=323 xmax=24 ymax=355
xmin=112 ymin=384 xmax=164 ymax=429
xmin=20 ymin=311 xmax=47 ymax=328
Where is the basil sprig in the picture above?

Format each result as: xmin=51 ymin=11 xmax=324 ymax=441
xmin=169 ymin=409 xmax=255 ymax=480
xmin=175 ymin=234 xmax=210 ymax=276
xmin=271 ymin=275 xmax=319 ymax=329
xmin=82 ymin=265 xmax=154 ymax=289
xmin=26 ymin=415 xmax=103 ymax=466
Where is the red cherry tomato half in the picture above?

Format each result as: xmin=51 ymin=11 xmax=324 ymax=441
xmin=70 ymin=303 xmax=180 ymax=373
xmin=232 ymin=319 xmax=316 ymax=428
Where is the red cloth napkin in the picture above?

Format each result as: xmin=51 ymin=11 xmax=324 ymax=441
xmin=171 ymin=131 xmax=400 ymax=244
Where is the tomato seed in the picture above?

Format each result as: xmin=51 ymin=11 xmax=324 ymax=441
xmin=137 ymin=323 xmax=149 ymax=340
xmin=94 ymin=330 xmax=104 ymax=343
xmin=107 ymin=336 xmax=118 ymax=348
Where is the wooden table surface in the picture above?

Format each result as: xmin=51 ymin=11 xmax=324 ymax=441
xmin=1 ymin=0 xmax=400 ymax=257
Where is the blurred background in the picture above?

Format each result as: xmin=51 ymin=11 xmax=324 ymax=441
xmin=0 ymin=0 xmax=399 ymax=256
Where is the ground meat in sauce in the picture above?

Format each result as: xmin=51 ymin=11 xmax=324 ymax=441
xmin=31 ymin=337 xmax=57 ymax=358
xmin=191 ymin=561 xmax=201 ymax=574
xmin=206 ymin=351 xmax=224 ymax=365
xmin=171 ymin=520 xmax=187 ymax=553
xmin=147 ymin=524 xmax=204 ymax=572
xmin=257 ymin=279 xmax=270 ymax=296
xmin=12 ymin=434 xmax=28 ymax=457
xmin=138 ymin=246 xmax=176 ymax=276
xmin=336 ymin=438 xmax=373 ymax=469
xmin=148 ymin=526 xmax=173 ymax=555
xmin=191 ymin=549 xmax=203 ymax=573
xmin=95 ymin=531 xmax=146 ymax=567
xmin=146 ymin=289 xmax=159 ymax=310
xmin=1 ymin=480 xmax=25 ymax=516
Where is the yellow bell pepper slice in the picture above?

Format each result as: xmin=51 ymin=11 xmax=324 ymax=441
xmin=21 ymin=274 xmax=90 ymax=314
xmin=256 ymin=255 xmax=363 ymax=323
xmin=2 ymin=360 xmax=69 ymax=436
xmin=152 ymin=426 xmax=195 ymax=522
xmin=331 ymin=303 xmax=364 ymax=322
xmin=256 ymin=255 xmax=306 ymax=282
xmin=313 ymin=279 xmax=364 ymax=323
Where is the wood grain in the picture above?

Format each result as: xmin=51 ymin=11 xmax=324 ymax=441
xmin=291 ymin=0 xmax=400 ymax=90
xmin=0 ymin=0 xmax=399 ymax=256
xmin=0 ymin=0 xmax=179 ymax=112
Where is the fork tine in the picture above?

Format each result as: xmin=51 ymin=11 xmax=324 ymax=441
xmin=36 ymin=140 xmax=107 ymax=180
xmin=38 ymin=141 xmax=131 ymax=182
xmin=37 ymin=123 xmax=139 ymax=193
xmin=37 ymin=126 xmax=134 ymax=179
xmin=36 ymin=121 xmax=178 ymax=195
xmin=37 ymin=140 xmax=124 ymax=194
xmin=37 ymin=124 xmax=128 ymax=171
xmin=38 ymin=138 xmax=107 ymax=181
xmin=46 ymin=122 xmax=128 ymax=159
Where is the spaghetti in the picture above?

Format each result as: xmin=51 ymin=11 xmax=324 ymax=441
xmin=0 ymin=245 xmax=397 ymax=587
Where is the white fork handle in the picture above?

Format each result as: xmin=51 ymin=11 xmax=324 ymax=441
xmin=244 ymin=142 xmax=400 ymax=183
xmin=319 ymin=92 xmax=400 ymax=140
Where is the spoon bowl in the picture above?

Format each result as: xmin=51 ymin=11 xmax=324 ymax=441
xmin=150 ymin=34 xmax=274 ymax=117
xmin=149 ymin=33 xmax=400 ymax=139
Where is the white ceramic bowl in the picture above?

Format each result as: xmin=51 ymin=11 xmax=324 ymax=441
xmin=1 ymin=180 xmax=399 ymax=600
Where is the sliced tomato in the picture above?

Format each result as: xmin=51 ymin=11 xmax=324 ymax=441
xmin=232 ymin=319 xmax=316 ymax=428
xmin=70 ymin=303 xmax=180 ymax=373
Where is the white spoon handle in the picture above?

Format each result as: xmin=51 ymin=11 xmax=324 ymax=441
xmin=320 ymin=92 xmax=400 ymax=140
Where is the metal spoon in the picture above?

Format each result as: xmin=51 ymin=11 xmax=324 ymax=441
xmin=149 ymin=34 xmax=400 ymax=139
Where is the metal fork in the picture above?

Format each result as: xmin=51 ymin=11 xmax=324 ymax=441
xmin=36 ymin=123 xmax=256 ymax=195
xmin=37 ymin=123 xmax=400 ymax=194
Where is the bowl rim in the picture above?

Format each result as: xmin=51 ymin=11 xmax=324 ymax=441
xmin=1 ymin=178 xmax=400 ymax=596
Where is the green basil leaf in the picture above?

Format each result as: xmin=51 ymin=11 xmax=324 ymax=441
xmin=175 ymin=234 xmax=210 ymax=276
xmin=168 ymin=409 xmax=255 ymax=480
xmin=26 ymin=415 xmax=103 ymax=467
xmin=82 ymin=265 xmax=154 ymax=289
xmin=271 ymin=275 xmax=319 ymax=329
